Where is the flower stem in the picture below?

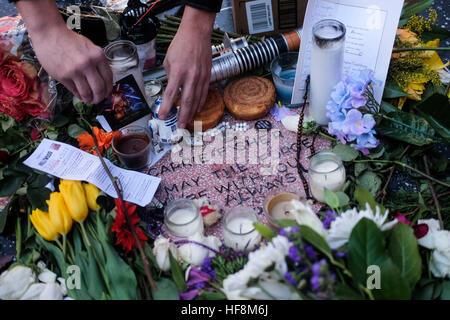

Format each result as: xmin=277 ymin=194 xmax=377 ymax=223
xmin=353 ymin=159 xmax=450 ymax=188
xmin=62 ymin=233 xmax=67 ymax=258
xmin=79 ymin=221 xmax=91 ymax=247
xmin=318 ymin=131 xmax=335 ymax=141
xmin=423 ymin=155 xmax=444 ymax=230
xmin=90 ymin=129 xmax=157 ymax=292
xmin=392 ymin=47 xmax=450 ymax=53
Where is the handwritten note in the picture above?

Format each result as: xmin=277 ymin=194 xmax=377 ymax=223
xmin=292 ymin=0 xmax=404 ymax=104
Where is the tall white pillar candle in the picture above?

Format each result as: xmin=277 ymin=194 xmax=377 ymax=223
xmin=309 ymin=19 xmax=346 ymax=126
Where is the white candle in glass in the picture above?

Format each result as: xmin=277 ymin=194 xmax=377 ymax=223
xmin=308 ymin=152 xmax=346 ymax=202
xmin=309 ymin=19 xmax=346 ymax=126
xmin=263 ymin=192 xmax=299 ymax=229
xmin=223 ymin=207 xmax=261 ymax=252
xmin=164 ymin=199 xmax=204 ymax=238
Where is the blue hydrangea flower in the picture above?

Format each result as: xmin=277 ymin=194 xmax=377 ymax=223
xmin=353 ymin=129 xmax=379 ymax=155
xmin=342 ymin=109 xmax=375 ymax=136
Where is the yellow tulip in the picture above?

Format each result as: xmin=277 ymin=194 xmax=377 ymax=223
xmin=59 ymin=180 xmax=89 ymax=222
xmin=46 ymin=192 xmax=73 ymax=235
xmin=30 ymin=209 xmax=59 ymax=241
xmin=83 ymin=183 xmax=100 ymax=211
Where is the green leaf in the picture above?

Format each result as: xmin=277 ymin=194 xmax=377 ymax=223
xmin=1 ymin=116 xmax=15 ymax=132
xmin=169 ymin=251 xmax=187 ymax=292
xmin=422 ymin=25 xmax=450 ymax=42
xmin=68 ymin=124 xmax=87 ymax=139
xmin=356 ymin=171 xmax=382 ymax=196
xmin=354 ymin=186 xmax=386 ymax=214
xmin=347 ymin=218 xmax=411 ymax=300
xmin=152 ymin=277 xmax=179 ymax=300
xmin=26 ymin=187 xmax=51 ymax=210
xmin=400 ymin=0 xmax=434 ymax=21
xmin=388 ymin=222 xmax=422 ymax=290
xmin=299 ymin=225 xmax=332 ymax=260
xmin=254 ymin=222 xmax=276 ymax=239
xmin=332 ymin=143 xmax=359 ymax=161
xmin=335 ymin=191 xmax=350 ymax=207
xmin=0 ymin=174 xmax=27 ymax=197
xmin=354 ymin=162 xmax=369 ymax=177
xmin=95 ymin=212 xmax=137 ymax=300
xmin=441 ymin=281 xmax=450 ymax=300
xmin=51 ymin=114 xmax=70 ymax=128
xmin=377 ymin=111 xmax=436 ymax=146
xmin=324 ymin=188 xmax=340 ymax=210
xmin=415 ymin=92 xmax=450 ymax=143
xmin=347 ymin=219 xmax=386 ymax=284
xmin=197 ymin=291 xmax=227 ymax=300
xmin=335 ymin=283 xmax=365 ymax=300
xmin=380 ymin=101 xmax=399 ymax=114
xmin=383 ymin=81 xmax=409 ymax=99
xmin=276 ymin=219 xmax=298 ymax=228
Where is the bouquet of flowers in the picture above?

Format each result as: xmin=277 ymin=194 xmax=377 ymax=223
xmin=0 ymin=38 xmax=55 ymax=121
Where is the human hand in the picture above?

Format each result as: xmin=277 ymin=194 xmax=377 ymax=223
xmin=31 ymin=27 xmax=113 ymax=104
xmin=158 ymin=6 xmax=216 ymax=128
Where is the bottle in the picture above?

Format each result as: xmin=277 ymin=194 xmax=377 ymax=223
xmin=120 ymin=0 xmax=160 ymax=73
xmin=104 ymin=39 xmax=146 ymax=95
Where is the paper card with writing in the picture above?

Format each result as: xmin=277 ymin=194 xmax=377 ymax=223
xmin=291 ymin=0 xmax=404 ymax=104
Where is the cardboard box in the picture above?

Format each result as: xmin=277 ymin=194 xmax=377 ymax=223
xmin=232 ymin=0 xmax=308 ymax=36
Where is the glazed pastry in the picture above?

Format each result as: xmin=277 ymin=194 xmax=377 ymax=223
xmin=224 ymin=76 xmax=276 ymax=120
xmin=185 ymin=90 xmax=225 ymax=132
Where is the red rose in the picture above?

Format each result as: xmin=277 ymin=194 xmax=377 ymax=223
xmin=0 ymin=93 xmax=25 ymax=121
xmin=30 ymin=128 xmax=41 ymax=141
xmin=0 ymin=58 xmax=36 ymax=101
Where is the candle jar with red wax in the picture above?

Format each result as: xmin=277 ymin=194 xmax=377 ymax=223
xmin=112 ymin=125 xmax=152 ymax=170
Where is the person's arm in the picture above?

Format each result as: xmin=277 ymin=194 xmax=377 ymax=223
xmin=14 ymin=0 xmax=112 ymax=104
xmin=158 ymin=4 xmax=219 ymax=128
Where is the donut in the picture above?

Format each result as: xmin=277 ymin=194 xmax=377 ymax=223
xmin=186 ymin=90 xmax=225 ymax=132
xmin=224 ymin=76 xmax=276 ymax=120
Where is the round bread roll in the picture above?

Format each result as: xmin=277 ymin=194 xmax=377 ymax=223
xmin=186 ymin=90 xmax=225 ymax=132
xmin=224 ymin=76 xmax=276 ymax=120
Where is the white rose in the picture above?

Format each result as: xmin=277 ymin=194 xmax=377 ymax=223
xmin=57 ymin=277 xmax=67 ymax=296
xmin=290 ymin=200 xmax=327 ymax=238
xmin=429 ymin=230 xmax=450 ymax=278
xmin=0 ymin=265 xmax=36 ymax=300
xmin=417 ymin=219 xmax=441 ymax=249
xmin=20 ymin=283 xmax=46 ymax=300
xmin=38 ymin=269 xmax=57 ymax=284
xmin=152 ymin=236 xmax=178 ymax=272
xmin=178 ymin=233 xmax=221 ymax=266
xmin=39 ymin=282 xmax=64 ymax=300
xmin=242 ymin=273 xmax=300 ymax=300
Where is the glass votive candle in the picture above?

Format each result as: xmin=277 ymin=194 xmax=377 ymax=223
xmin=223 ymin=206 xmax=261 ymax=252
xmin=308 ymin=151 xmax=346 ymax=203
xmin=264 ymin=190 xmax=301 ymax=229
xmin=144 ymin=79 xmax=162 ymax=107
xmin=270 ymin=52 xmax=298 ymax=104
xmin=164 ymin=198 xmax=204 ymax=239
xmin=112 ymin=125 xmax=152 ymax=170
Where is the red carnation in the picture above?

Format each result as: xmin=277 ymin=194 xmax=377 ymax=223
xmin=111 ymin=198 xmax=148 ymax=253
